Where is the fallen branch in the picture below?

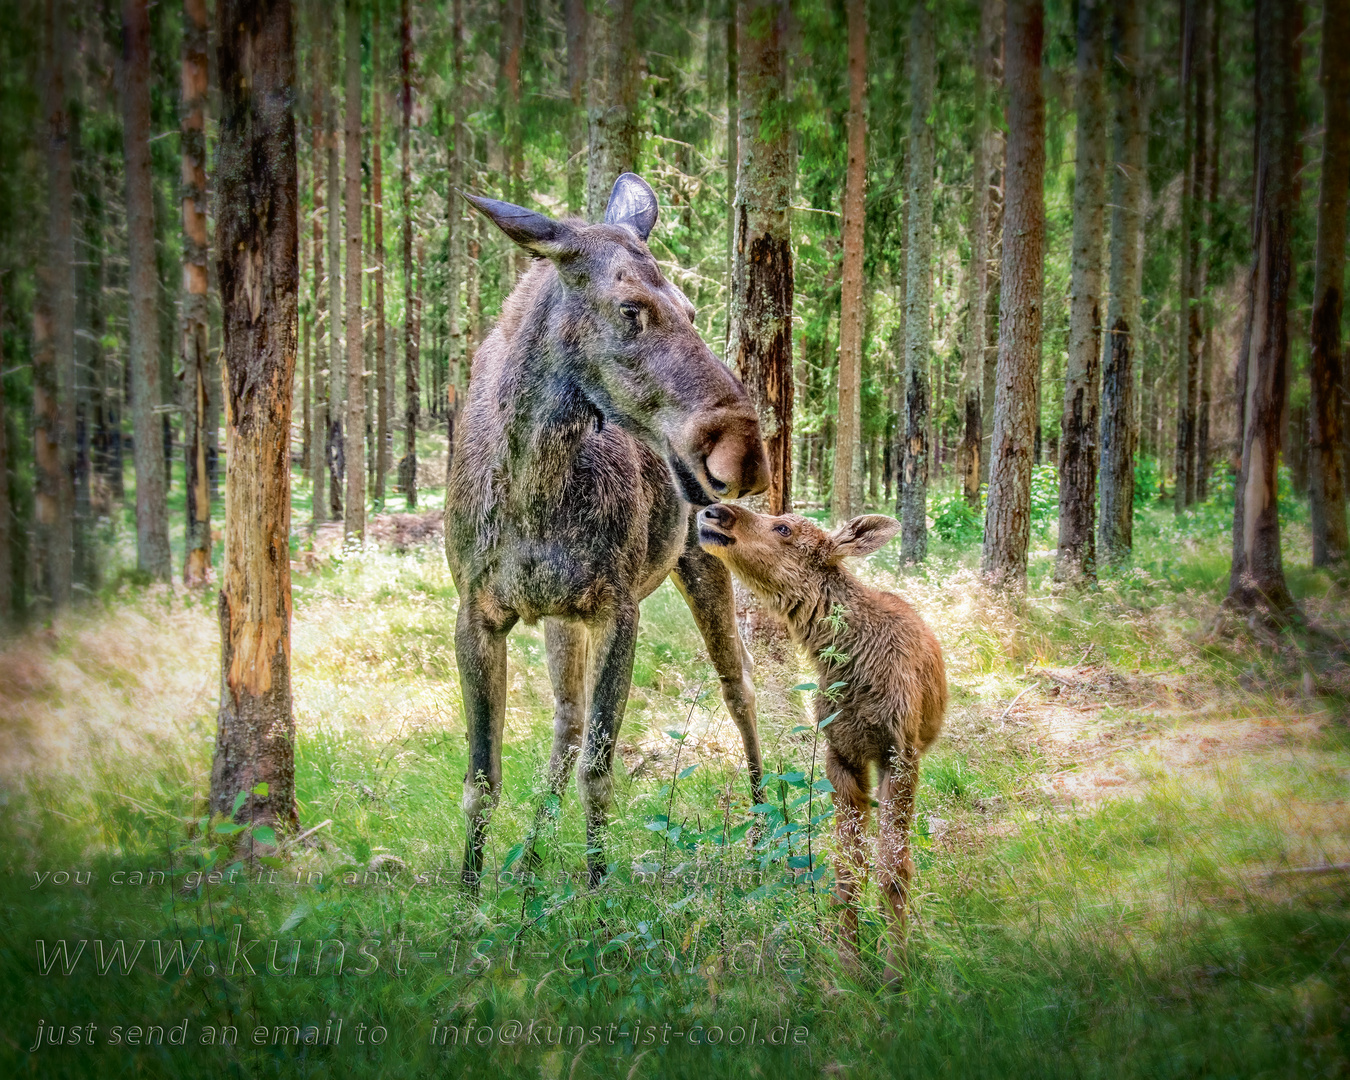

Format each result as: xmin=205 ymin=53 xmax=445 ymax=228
xmin=290 ymin=818 xmax=333 ymax=847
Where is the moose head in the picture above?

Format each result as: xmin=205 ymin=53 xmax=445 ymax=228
xmin=463 ymin=173 xmax=769 ymax=504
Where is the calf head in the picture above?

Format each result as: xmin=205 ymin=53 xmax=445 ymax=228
xmin=464 ymin=173 xmax=768 ymax=503
xmin=696 ymin=504 xmax=900 ymax=613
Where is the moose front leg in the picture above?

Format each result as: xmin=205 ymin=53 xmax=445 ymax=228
xmin=576 ymin=604 xmax=638 ymax=889
xmin=454 ymin=596 xmax=516 ymax=887
xmin=672 ymin=543 xmax=765 ymax=806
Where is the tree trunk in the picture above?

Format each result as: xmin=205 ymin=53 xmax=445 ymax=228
xmin=1196 ymin=0 xmax=1222 ymax=502
xmin=210 ymin=0 xmax=300 ymax=831
xmin=725 ymin=1 xmax=737 ymax=328
xmin=1175 ymin=0 xmax=1207 ymax=511
xmin=832 ymin=0 xmax=866 ymax=524
xmin=400 ymin=0 xmax=418 ymax=508
xmin=1310 ymin=0 xmax=1350 ymax=565
xmin=310 ymin=4 xmax=328 ymax=526
xmin=586 ymin=0 xmax=638 ymax=221
xmin=982 ymin=0 xmax=1045 ymax=592
xmin=1227 ymin=0 xmax=1299 ymax=618
xmin=566 ymin=0 xmax=587 ymax=215
xmin=182 ymin=0 xmax=212 ymax=586
xmin=327 ymin=7 xmax=343 ymax=523
xmin=730 ymin=0 xmax=793 ymax=516
xmin=502 ymin=0 xmax=526 ymax=278
xmin=373 ymin=0 xmax=388 ymax=511
xmin=445 ymin=0 xmax=464 ymax=486
xmin=343 ymin=0 xmax=365 ymax=541
xmin=900 ymin=0 xmax=934 ymax=561
xmin=0 ymin=284 xmax=10 ymax=621
xmin=34 ymin=0 xmax=76 ymax=608
xmin=1055 ymin=0 xmax=1107 ymax=585
xmin=1098 ymin=0 xmax=1148 ymax=566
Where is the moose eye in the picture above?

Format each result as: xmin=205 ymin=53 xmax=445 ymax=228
xmin=619 ymin=301 xmax=641 ymax=322
xmin=773 ymin=524 xmax=792 ymax=538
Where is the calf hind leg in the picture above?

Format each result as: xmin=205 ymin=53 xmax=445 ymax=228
xmin=825 ymin=746 xmax=871 ymax=974
xmin=876 ymin=742 xmax=921 ymax=985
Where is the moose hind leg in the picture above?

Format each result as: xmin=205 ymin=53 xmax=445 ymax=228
xmin=876 ymin=742 xmax=921 ymax=985
xmin=672 ymin=546 xmax=764 ymax=804
xmin=576 ymin=605 xmax=638 ymax=889
xmin=825 ymin=745 xmax=870 ymax=974
xmin=526 ymin=618 xmax=591 ymax=874
xmin=455 ymin=598 xmax=515 ymax=887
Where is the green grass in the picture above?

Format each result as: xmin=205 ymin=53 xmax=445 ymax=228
xmin=2 ymin=462 xmax=1348 ymax=1077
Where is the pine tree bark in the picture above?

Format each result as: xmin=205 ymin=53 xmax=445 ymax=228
xmin=119 ymin=0 xmax=170 ymax=581
xmin=586 ymin=0 xmax=638 ymax=221
xmin=566 ymin=0 xmax=587 ymax=216
xmin=1227 ymin=0 xmax=1299 ymax=618
xmin=730 ymin=0 xmax=793 ymax=516
xmin=502 ymin=0 xmax=526 ymax=276
xmin=182 ymin=0 xmax=212 ymax=585
xmin=1055 ymin=0 xmax=1107 ymax=585
xmin=900 ymin=0 xmax=935 ymax=561
xmin=210 ymin=0 xmax=300 ymax=831
xmin=1309 ymin=0 xmax=1350 ymax=565
xmin=327 ymin=8 xmax=344 ymax=522
xmin=0 ymin=284 xmax=10 ymax=621
xmin=960 ymin=0 xmax=1000 ymax=510
xmin=399 ymin=0 xmax=418 ymax=507
xmin=445 ymin=0 xmax=464 ymax=483
xmin=1098 ymin=0 xmax=1148 ymax=565
xmin=373 ymin=0 xmax=388 ymax=510
xmin=343 ymin=0 xmax=365 ymax=541
xmin=310 ymin=3 xmax=328 ymax=526
xmin=725 ymin=2 xmax=738 ymax=322
xmin=1196 ymin=0 xmax=1221 ymax=501
xmin=832 ymin=0 xmax=867 ymax=524
xmin=982 ymin=0 xmax=1045 ymax=592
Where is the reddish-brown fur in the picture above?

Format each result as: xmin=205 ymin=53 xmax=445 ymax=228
xmin=697 ymin=504 xmax=946 ymax=981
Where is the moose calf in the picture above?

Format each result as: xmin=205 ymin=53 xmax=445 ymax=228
xmin=697 ymin=504 xmax=946 ymax=982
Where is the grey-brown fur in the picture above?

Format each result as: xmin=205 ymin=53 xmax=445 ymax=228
xmin=446 ymin=174 xmax=769 ymax=887
xmin=696 ymin=503 xmax=946 ymax=982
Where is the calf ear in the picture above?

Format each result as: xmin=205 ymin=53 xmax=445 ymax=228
xmin=462 ymin=192 xmax=581 ymax=260
xmin=604 ymin=173 xmax=659 ymax=241
xmin=830 ymin=515 xmax=902 ymax=561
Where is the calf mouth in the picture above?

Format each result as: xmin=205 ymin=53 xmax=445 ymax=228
xmin=697 ymin=524 xmax=735 ymax=548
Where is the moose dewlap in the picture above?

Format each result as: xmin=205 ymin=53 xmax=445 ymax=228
xmin=696 ymin=504 xmax=947 ymax=983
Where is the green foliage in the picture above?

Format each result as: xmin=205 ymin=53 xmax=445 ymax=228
xmin=930 ymin=488 xmax=984 ymax=545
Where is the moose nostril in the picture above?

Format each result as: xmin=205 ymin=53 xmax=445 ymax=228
xmin=708 ymin=475 xmax=729 ymax=495
xmin=703 ymin=504 xmax=734 ymax=527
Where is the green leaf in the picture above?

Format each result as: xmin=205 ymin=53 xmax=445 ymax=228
xmin=812 ymin=777 xmax=836 ymax=793
xmin=231 ymin=791 xmax=248 ymax=816
xmin=250 ymin=825 xmax=277 ymax=846
xmin=251 ymin=782 xmax=269 ymax=797
xmin=789 ymin=682 xmax=818 ymax=693
xmin=257 ymin=856 xmax=285 ymax=869
xmin=213 ymin=822 xmax=245 ymax=836
xmin=750 ymin=803 xmax=778 ymax=814
xmin=780 ymin=771 xmax=807 ymax=785
xmin=818 ymin=711 xmax=841 ymax=730
xmin=826 ymin=681 xmax=848 ymax=692
xmin=677 ymin=764 xmax=700 ymax=779
xmin=665 ymin=729 xmax=686 ymax=740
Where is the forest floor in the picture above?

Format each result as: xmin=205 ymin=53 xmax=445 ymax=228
xmin=1 ymin=461 xmax=1348 ymax=1078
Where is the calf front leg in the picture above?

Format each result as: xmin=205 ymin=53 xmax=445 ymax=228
xmin=825 ymin=745 xmax=870 ymax=975
xmin=672 ymin=544 xmax=765 ymax=806
xmin=876 ymin=742 xmax=921 ymax=985
xmin=577 ymin=604 xmax=638 ymax=889
xmin=454 ymin=595 xmax=516 ymax=887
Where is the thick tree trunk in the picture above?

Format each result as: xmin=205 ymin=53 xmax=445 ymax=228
xmin=832 ymin=0 xmax=866 ymax=524
xmin=374 ymin=0 xmax=388 ymax=510
xmin=1055 ymin=0 xmax=1107 ymax=585
xmin=1227 ymin=0 xmax=1299 ymax=618
xmin=182 ymin=0 xmax=212 ymax=586
xmin=344 ymin=0 xmax=365 ymax=540
xmin=960 ymin=0 xmax=1000 ymax=510
xmin=982 ymin=0 xmax=1045 ymax=592
xmin=566 ymin=0 xmax=587 ymax=215
xmin=1098 ymin=0 xmax=1148 ymax=566
xmin=900 ymin=0 xmax=935 ymax=561
xmin=1310 ymin=0 xmax=1350 ymax=565
xmin=730 ymin=0 xmax=793 ymax=517
xmin=310 ymin=5 xmax=328 ymax=526
xmin=210 ymin=0 xmax=300 ymax=831
xmin=586 ymin=0 xmax=638 ymax=221
xmin=400 ymin=0 xmax=418 ymax=508
xmin=35 ymin=0 xmax=75 ymax=608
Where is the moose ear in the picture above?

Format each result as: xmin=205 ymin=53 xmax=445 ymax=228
xmin=604 ymin=173 xmax=659 ymax=241
xmin=462 ymin=192 xmax=581 ymax=259
xmin=829 ymin=515 xmax=902 ymax=561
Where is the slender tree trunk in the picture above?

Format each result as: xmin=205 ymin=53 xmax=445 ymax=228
xmin=1197 ymin=0 xmax=1221 ymax=501
xmin=182 ymin=0 xmax=212 ymax=585
xmin=374 ymin=0 xmax=389 ymax=510
xmin=982 ymin=0 xmax=1045 ymax=592
xmin=1098 ymin=0 xmax=1148 ymax=565
xmin=0 ymin=284 xmax=10 ymax=622
xmin=119 ymin=0 xmax=170 ymax=581
xmin=344 ymin=0 xmax=365 ymax=540
xmin=960 ymin=0 xmax=999 ymax=510
xmin=1175 ymin=0 xmax=1205 ymax=511
xmin=900 ymin=0 xmax=935 ymax=560
xmin=566 ymin=0 xmax=587 ymax=216
xmin=832 ymin=0 xmax=866 ymax=523
xmin=1310 ymin=0 xmax=1350 ymax=565
xmin=210 ymin=0 xmax=300 ymax=831
xmin=725 ymin=2 xmax=738 ymax=330
xmin=310 ymin=3 xmax=328 ymax=525
xmin=327 ymin=7 xmax=343 ymax=522
xmin=586 ymin=0 xmax=638 ymax=221
xmin=502 ymin=0 xmax=526 ymax=278
xmin=445 ymin=0 xmax=464 ymax=485
xmin=399 ymin=0 xmax=418 ymax=507
xmin=1055 ymin=0 xmax=1107 ymax=584
xmin=302 ymin=199 xmax=311 ymax=477
xmin=730 ymin=0 xmax=793 ymax=516
xmin=1227 ymin=0 xmax=1299 ymax=618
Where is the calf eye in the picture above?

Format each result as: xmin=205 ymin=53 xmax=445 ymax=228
xmin=620 ymin=301 xmax=641 ymax=321
xmin=773 ymin=524 xmax=792 ymax=538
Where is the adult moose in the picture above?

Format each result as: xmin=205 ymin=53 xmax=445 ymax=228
xmin=447 ymin=173 xmax=769 ymax=887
